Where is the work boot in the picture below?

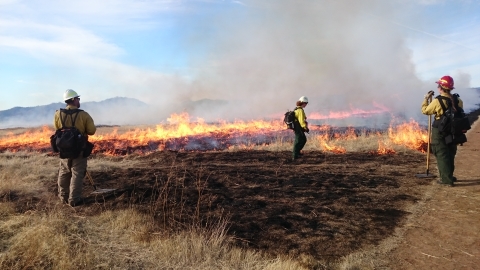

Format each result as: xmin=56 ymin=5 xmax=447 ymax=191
xmin=69 ymin=199 xmax=84 ymax=207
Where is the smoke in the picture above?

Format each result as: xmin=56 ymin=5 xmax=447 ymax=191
xmin=169 ymin=0 xmax=434 ymax=125
xmin=4 ymin=0 xmax=477 ymax=128
xmin=453 ymin=71 xmax=471 ymax=89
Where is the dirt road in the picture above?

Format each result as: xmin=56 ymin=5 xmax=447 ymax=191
xmin=384 ymin=119 xmax=480 ymax=269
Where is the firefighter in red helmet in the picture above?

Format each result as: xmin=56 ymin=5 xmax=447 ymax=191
xmin=421 ymin=75 xmax=464 ymax=186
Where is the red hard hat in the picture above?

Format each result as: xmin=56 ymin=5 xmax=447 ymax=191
xmin=436 ymin=75 xmax=454 ymax=90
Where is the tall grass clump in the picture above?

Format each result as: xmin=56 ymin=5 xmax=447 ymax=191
xmin=0 ymin=151 xmax=58 ymax=200
xmin=226 ymin=128 xmax=418 ymax=154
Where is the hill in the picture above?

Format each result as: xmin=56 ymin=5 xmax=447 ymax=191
xmin=0 ymin=97 xmax=149 ymax=129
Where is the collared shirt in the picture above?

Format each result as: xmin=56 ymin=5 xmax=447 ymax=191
xmin=54 ymin=105 xmax=96 ymax=138
xmin=421 ymin=93 xmax=464 ymax=120
xmin=294 ymin=106 xmax=307 ymax=129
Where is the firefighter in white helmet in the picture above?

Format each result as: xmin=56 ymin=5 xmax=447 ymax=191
xmin=53 ymin=89 xmax=96 ymax=206
xmin=293 ymin=96 xmax=309 ymax=160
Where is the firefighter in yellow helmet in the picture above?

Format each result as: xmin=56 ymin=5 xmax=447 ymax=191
xmin=53 ymin=89 xmax=96 ymax=206
xmin=293 ymin=96 xmax=309 ymax=160
xmin=421 ymin=76 xmax=463 ymax=186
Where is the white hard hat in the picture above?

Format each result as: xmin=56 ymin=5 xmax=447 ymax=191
xmin=63 ymin=89 xmax=80 ymax=101
xmin=298 ymin=96 xmax=308 ymax=103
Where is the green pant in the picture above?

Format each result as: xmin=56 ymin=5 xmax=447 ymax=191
xmin=293 ymin=128 xmax=307 ymax=159
xmin=58 ymin=153 xmax=87 ymax=204
xmin=431 ymin=127 xmax=457 ymax=184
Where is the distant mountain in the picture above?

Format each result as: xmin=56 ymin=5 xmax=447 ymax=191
xmin=0 ymin=97 xmax=150 ymax=129
xmin=0 ymin=97 xmax=231 ymax=129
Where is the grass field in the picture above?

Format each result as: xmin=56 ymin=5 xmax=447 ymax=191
xmin=0 ymin=123 xmax=432 ymax=269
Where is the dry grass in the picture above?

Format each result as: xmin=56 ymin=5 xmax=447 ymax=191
xmin=226 ymin=130 xmax=415 ymax=154
xmin=0 ymin=151 xmax=58 ymax=199
xmin=0 ymin=207 xmax=306 ymax=269
xmin=0 ymin=149 xmax=309 ymax=270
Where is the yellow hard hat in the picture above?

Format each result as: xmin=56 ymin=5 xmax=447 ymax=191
xmin=63 ymin=89 xmax=80 ymax=101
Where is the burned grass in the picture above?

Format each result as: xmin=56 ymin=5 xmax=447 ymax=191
xmin=26 ymin=149 xmax=432 ymax=264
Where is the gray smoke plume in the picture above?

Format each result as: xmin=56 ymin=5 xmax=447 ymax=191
xmin=161 ymin=0 xmax=480 ymax=127
xmin=171 ymin=0 xmax=425 ymax=123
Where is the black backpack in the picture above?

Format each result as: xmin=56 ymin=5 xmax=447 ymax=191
xmin=436 ymin=94 xmax=471 ymax=145
xmin=284 ymin=108 xmax=298 ymax=130
xmin=50 ymin=109 xmax=85 ymax=159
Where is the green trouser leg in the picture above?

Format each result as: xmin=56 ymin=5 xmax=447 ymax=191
xmin=293 ymin=130 xmax=307 ymax=159
xmin=431 ymin=127 xmax=457 ymax=184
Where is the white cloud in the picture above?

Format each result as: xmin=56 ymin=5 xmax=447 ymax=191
xmin=0 ymin=21 xmax=123 ymax=59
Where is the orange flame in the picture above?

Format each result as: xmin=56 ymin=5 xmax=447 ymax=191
xmin=375 ymin=140 xmax=396 ymax=155
xmin=309 ymin=103 xmax=390 ymax=120
xmin=91 ymin=112 xmax=284 ymax=144
xmin=388 ymin=120 xmax=428 ymax=152
xmin=0 ymin=112 xmax=429 ymax=155
xmin=0 ymin=126 xmax=52 ymax=149
xmin=316 ymin=133 xmax=347 ymax=154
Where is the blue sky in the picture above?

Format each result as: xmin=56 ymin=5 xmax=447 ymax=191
xmin=1 ymin=0 xmax=479 ymax=122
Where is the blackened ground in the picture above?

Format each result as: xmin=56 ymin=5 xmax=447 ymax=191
xmin=40 ymin=150 xmax=431 ymax=262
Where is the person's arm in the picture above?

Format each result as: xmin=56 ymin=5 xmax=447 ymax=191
xmin=421 ymin=97 xmax=439 ymax=116
xmin=84 ymin=112 xmax=96 ymax=135
xmin=53 ymin=110 xmax=62 ymax=129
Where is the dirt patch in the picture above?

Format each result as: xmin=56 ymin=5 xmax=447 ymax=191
xmin=379 ymin=110 xmax=480 ymax=269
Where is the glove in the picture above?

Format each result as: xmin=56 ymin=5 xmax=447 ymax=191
xmin=304 ymin=128 xmax=309 ymax=133
xmin=424 ymin=90 xmax=434 ymax=99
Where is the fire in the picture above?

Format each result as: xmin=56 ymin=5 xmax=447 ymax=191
xmin=0 ymin=126 xmax=52 ymax=149
xmin=309 ymin=103 xmax=390 ymax=120
xmin=375 ymin=140 xmax=396 ymax=155
xmin=319 ymin=140 xmax=347 ymax=154
xmin=0 ymin=112 xmax=429 ymax=155
xmin=316 ymin=131 xmax=348 ymax=154
xmin=388 ymin=120 xmax=428 ymax=152
xmin=92 ymin=112 xmax=283 ymax=143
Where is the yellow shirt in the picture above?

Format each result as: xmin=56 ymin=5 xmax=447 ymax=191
xmin=54 ymin=105 xmax=96 ymax=138
xmin=421 ymin=94 xmax=464 ymax=120
xmin=294 ymin=106 xmax=307 ymax=129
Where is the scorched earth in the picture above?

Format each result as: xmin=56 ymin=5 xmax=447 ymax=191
xmin=32 ymin=149 xmax=431 ymax=262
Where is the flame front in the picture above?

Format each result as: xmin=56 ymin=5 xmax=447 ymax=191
xmin=0 ymin=112 xmax=429 ymax=155
xmin=309 ymin=103 xmax=390 ymax=120
xmin=0 ymin=126 xmax=53 ymax=151
xmin=388 ymin=120 xmax=428 ymax=152
xmin=316 ymin=131 xmax=348 ymax=154
xmin=375 ymin=140 xmax=396 ymax=155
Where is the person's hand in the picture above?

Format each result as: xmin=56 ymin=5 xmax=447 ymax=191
xmin=424 ymin=90 xmax=434 ymax=99
xmin=304 ymin=128 xmax=309 ymax=133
